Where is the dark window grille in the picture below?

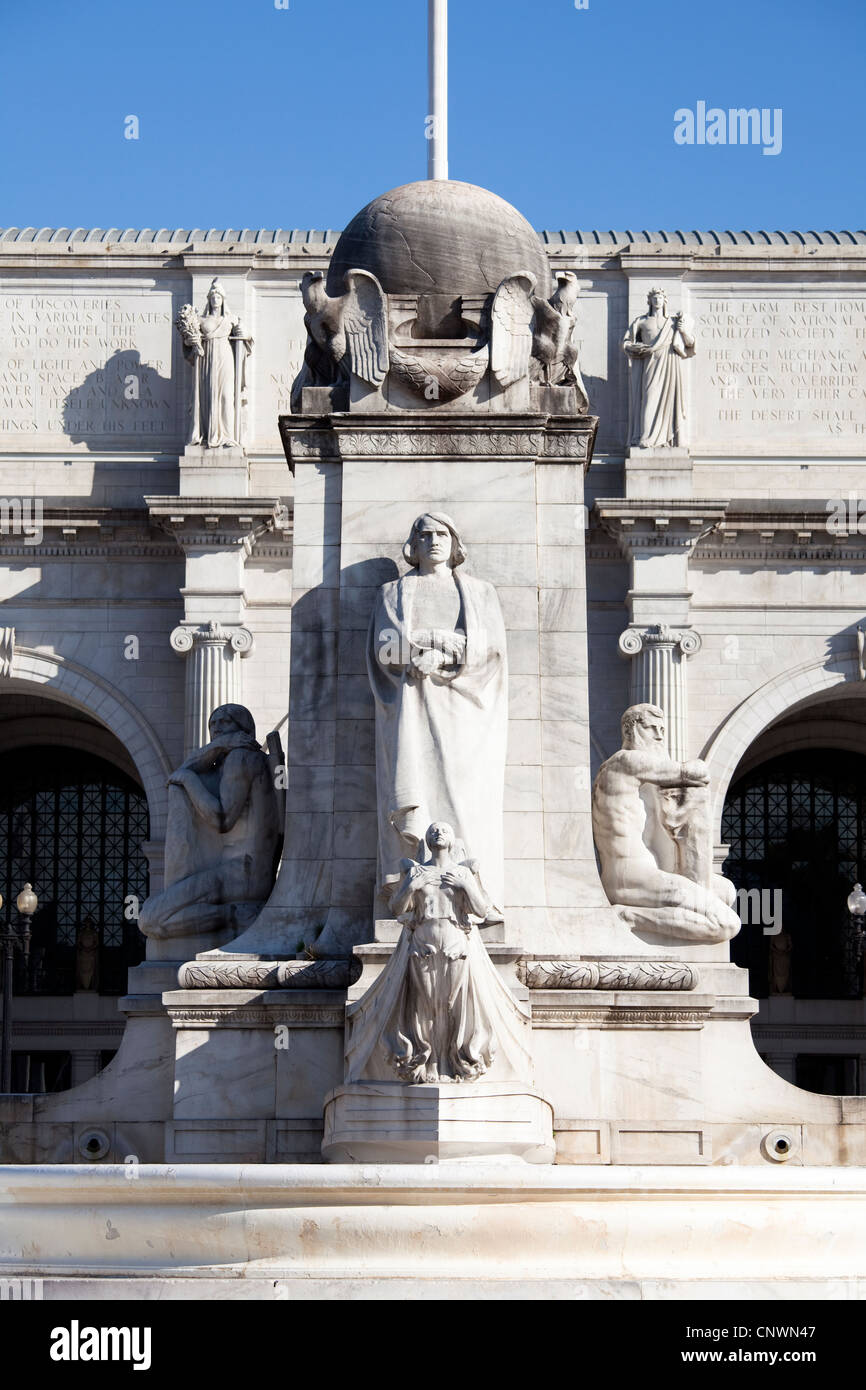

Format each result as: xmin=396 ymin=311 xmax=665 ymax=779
xmin=11 ymin=1051 xmax=71 ymax=1093
xmin=722 ymin=749 xmax=866 ymax=1000
xmin=0 ymin=746 xmax=149 ymax=995
xmin=795 ymin=1054 xmax=859 ymax=1097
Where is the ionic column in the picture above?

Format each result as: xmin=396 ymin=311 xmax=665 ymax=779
xmin=170 ymin=621 xmax=254 ymax=755
xmin=618 ymin=624 xmax=701 ymax=760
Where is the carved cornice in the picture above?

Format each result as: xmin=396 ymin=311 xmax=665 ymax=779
xmin=11 ymin=1021 xmax=125 ymax=1037
xmin=0 ymin=505 xmax=175 ymax=553
xmin=167 ymin=1004 xmax=344 ymax=1028
xmin=281 ymin=413 xmax=599 ymax=470
xmin=145 ymin=497 xmax=288 ymax=555
xmin=595 ymin=499 xmax=729 ymax=556
xmin=531 ymin=998 xmax=711 ymax=1028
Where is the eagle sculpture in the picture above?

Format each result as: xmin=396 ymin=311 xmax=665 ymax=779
xmin=291 ymin=268 xmax=389 ymax=409
xmin=491 ymin=270 xmax=588 ymax=407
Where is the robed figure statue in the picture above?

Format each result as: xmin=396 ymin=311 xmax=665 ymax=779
xmin=345 ymin=823 xmax=530 ymax=1086
xmin=623 ymin=287 xmax=696 ymax=448
xmin=175 ymin=278 xmax=252 ymax=449
xmin=366 ymin=512 xmax=508 ymax=916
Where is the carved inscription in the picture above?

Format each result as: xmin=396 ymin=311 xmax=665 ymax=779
xmin=0 ymin=291 xmax=178 ymax=437
xmin=694 ymin=294 xmax=866 ymax=441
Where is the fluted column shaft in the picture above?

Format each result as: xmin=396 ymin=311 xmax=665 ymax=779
xmin=618 ymin=624 xmax=701 ymax=760
xmin=170 ymin=622 xmax=254 ymax=755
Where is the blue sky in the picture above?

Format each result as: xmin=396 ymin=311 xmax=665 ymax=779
xmin=0 ymin=0 xmax=862 ymax=233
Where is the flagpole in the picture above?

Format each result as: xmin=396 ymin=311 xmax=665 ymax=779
xmin=427 ymin=0 xmax=448 ymax=180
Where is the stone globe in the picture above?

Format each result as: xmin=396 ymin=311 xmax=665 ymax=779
xmin=326 ymin=179 xmax=552 ymax=301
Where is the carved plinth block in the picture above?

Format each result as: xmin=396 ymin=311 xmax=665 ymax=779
xmin=300 ymin=384 xmax=348 ymax=414
xmin=178 ymin=445 xmax=248 ymax=499
xmin=322 ymin=1080 xmax=554 ymax=1164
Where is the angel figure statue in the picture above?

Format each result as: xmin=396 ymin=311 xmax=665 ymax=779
xmin=176 ymin=278 xmax=252 ymax=448
xmin=344 ymin=822 xmax=529 ymax=1086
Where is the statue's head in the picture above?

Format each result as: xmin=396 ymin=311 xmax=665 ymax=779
xmin=208 ymin=703 xmax=256 ymax=742
xmin=403 ymin=512 xmax=466 ymax=570
xmin=426 ymin=821 xmax=456 ymax=853
xmin=647 ymin=287 xmax=668 ymax=315
xmin=206 ymin=278 xmax=227 ymax=315
xmin=621 ymin=703 xmax=666 ymax=750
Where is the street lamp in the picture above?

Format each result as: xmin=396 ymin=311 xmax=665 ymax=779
xmin=1 ymin=883 xmax=39 ymax=1093
xmin=847 ymin=882 xmax=866 ymax=996
xmin=848 ymin=882 xmax=866 ymax=920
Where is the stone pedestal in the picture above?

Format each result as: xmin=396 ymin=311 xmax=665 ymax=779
xmin=322 ymin=1081 xmax=554 ymax=1164
xmin=625 ymin=446 xmax=692 ymax=499
xmin=214 ymin=409 xmax=608 ymax=965
xmin=178 ymin=444 xmax=248 ymax=498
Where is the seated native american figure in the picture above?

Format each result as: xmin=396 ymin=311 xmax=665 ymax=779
xmin=139 ymin=704 xmax=281 ymax=946
xmin=591 ymin=703 xmax=740 ymax=944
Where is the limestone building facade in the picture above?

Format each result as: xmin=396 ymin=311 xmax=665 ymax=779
xmin=0 ymin=219 xmax=865 ymax=1153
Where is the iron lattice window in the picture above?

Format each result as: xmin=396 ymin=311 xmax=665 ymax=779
xmin=722 ymin=749 xmax=866 ymax=999
xmin=0 ymin=746 xmax=149 ymax=994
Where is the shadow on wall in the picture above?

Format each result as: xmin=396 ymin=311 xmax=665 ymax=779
xmin=285 ymin=553 xmax=400 ymax=956
xmin=62 ymin=350 xmax=178 ymax=449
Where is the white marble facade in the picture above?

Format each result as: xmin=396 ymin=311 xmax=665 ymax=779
xmin=1 ymin=226 xmax=866 ymax=1169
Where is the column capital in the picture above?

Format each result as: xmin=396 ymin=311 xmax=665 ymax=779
xmin=170 ymin=622 xmax=254 ymax=658
xmin=619 ymin=624 xmax=702 ymax=659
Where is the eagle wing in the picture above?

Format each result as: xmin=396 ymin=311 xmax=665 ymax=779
xmin=341 ymin=269 xmax=389 ymax=388
xmin=490 ymin=274 xmax=536 ymax=388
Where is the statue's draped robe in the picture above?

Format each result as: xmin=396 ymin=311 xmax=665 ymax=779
xmin=625 ymin=314 xmax=694 ymax=448
xmin=196 ymin=313 xmax=236 ymax=447
xmin=345 ymin=863 xmax=531 ymax=1085
xmin=367 ymin=571 xmax=508 ymax=910
xmin=141 ymin=736 xmax=280 ymax=938
xmin=163 ymin=764 xmax=224 ymax=890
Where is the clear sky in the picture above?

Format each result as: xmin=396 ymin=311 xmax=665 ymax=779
xmin=1 ymin=0 xmax=862 ymax=233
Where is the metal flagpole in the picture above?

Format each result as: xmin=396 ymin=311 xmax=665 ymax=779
xmin=427 ymin=0 xmax=448 ymax=180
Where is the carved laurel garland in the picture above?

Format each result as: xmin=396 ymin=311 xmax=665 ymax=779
xmin=177 ymin=958 xmax=362 ymax=991
xmin=518 ymin=959 xmax=699 ymax=991
xmin=335 ymin=431 xmax=546 ymax=456
xmin=517 ymin=960 xmax=599 ymax=989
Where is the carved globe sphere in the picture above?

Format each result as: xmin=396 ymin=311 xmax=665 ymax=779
xmin=326 ymin=180 xmax=552 ymax=301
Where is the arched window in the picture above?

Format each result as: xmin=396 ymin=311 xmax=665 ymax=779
xmin=0 ymin=746 xmax=149 ymax=997
xmin=722 ymin=749 xmax=866 ymax=1000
